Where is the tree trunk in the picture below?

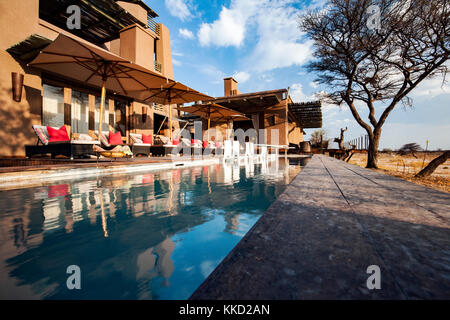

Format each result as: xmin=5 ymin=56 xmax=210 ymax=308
xmin=415 ymin=151 xmax=450 ymax=178
xmin=366 ymin=132 xmax=380 ymax=169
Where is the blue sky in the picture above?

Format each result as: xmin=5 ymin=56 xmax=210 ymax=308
xmin=145 ymin=0 xmax=450 ymax=150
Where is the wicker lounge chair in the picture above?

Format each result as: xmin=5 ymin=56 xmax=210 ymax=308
xmin=25 ymin=125 xmax=99 ymax=159
xmin=129 ymin=133 xmax=152 ymax=157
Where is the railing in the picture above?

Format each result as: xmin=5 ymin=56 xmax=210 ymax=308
xmin=345 ymin=134 xmax=369 ymax=150
xmin=154 ymin=61 xmax=162 ymax=73
xmin=147 ymin=16 xmax=161 ymax=36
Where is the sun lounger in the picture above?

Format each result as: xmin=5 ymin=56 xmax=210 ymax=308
xmin=98 ymin=131 xmax=133 ymax=157
xmin=129 ymin=133 xmax=152 ymax=157
xmin=223 ymin=140 xmax=233 ymax=160
xmin=25 ymin=125 xmax=99 ymax=159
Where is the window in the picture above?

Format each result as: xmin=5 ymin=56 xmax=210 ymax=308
xmin=114 ymin=100 xmax=127 ymax=136
xmin=94 ymin=96 xmax=109 ymax=133
xmin=71 ymin=90 xmax=89 ymax=133
xmin=42 ymin=84 xmax=64 ymax=127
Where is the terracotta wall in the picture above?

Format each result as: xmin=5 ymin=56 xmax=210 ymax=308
xmin=0 ymin=0 xmax=43 ymax=157
xmin=263 ymin=100 xmax=289 ymax=146
xmin=120 ymin=23 xmax=155 ymax=71
xmin=156 ymin=24 xmax=174 ymax=79
xmin=288 ymin=122 xmax=303 ymax=145
xmin=117 ymin=1 xmax=148 ymax=25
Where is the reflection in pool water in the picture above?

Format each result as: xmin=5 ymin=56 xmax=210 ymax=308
xmin=0 ymin=157 xmax=307 ymax=299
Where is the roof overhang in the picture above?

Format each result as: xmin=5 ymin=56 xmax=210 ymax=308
xmin=39 ymin=0 xmax=148 ymax=44
xmin=288 ymin=101 xmax=323 ymax=129
xmin=6 ymin=34 xmax=53 ymax=62
xmin=208 ymin=89 xmax=288 ymax=114
xmin=116 ymin=0 xmax=158 ymax=17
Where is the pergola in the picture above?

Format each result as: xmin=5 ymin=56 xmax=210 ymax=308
xmin=288 ymin=101 xmax=322 ymax=129
xmin=38 ymin=0 xmax=157 ymax=44
xmin=209 ymin=89 xmax=288 ymax=114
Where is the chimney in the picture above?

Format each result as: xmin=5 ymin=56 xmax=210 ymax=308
xmin=224 ymin=77 xmax=238 ymax=96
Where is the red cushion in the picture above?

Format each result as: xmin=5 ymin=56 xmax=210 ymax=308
xmin=172 ymin=138 xmax=180 ymax=145
xmin=47 ymin=125 xmax=69 ymax=143
xmin=109 ymin=130 xmax=123 ymax=145
xmin=142 ymin=133 xmax=153 ymax=145
xmin=202 ymin=140 xmax=208 ymax=148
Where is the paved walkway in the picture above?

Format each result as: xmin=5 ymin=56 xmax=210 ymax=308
xmin=191 ymin=155 xmax=450 ymax=299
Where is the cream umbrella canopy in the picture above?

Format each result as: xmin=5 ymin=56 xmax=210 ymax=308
xmin=178 ymin=103 xmax=249 ymax=140
xmin=28 ymin=33 xmax=171 ymax=138
xmin=129 ymin=82 xmax=211 ymax=140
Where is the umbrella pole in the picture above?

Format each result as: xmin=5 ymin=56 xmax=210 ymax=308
xmin=98 ymin=79 xmax=107 ymax=141
xmin=168 ymin=99 xmax=172 ymax=142
xmin=207 ymin=117 xmax=210 ymax=141
xmin=207 ymin=106 xmax=210 ymax=141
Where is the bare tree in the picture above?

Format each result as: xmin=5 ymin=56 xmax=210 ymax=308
xmin=416 ymin=151 xmax=450 ymax=177
xmin=300 ymin=0 xmax=449 ymax=168
xmin=310 ymin=129 xmax=327 ymax=147
xmin=397 ymin=142 xmax=422 ymax=158
xmin=334 ymin=127 xmax=348 ymax=150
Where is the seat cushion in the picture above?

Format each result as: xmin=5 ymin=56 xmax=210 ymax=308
xmin=142 ymin=133 xmax=153 ymax=145
xmin=109 ymin=130 xmax=123 ymax=145
xmin=32 ymin=125 xmax=49 ymax=145
xmin=130 ymin=133 xmax=143 ymax=144
xmin=47 ymin=125 xmax=69 ymax=143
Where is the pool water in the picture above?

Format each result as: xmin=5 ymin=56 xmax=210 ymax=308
xmin=0 ymin=157 xmax=307 ymax=299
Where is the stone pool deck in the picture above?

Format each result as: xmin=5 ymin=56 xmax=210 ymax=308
xmin=191 ymin=155 xmax=450 ymax=299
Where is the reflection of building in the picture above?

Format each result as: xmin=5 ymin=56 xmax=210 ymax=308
xmin=136 ymin=238 xmax=175 ymax=290
xmin=1 ymin=0 xmax=178 ymax=157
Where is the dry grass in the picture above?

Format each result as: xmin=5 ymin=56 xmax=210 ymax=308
xmin=348 ymin=152 xmax=450 ymax=193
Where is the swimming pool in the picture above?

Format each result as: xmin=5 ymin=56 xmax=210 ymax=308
xmin=0 ymin=157 xmax=308 ymax=299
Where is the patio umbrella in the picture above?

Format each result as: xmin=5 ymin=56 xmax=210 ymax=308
xmin=130 ymin=82 xmax=211 ymax=140
xmin=28 ymin=33 xmax=171 ymax=138
xmin=178 ymin=103 xmax=248 ymax=140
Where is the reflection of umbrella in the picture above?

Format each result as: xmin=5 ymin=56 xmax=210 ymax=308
xmin=178 ymin=103 xmax=248 ymax=140
xmin=28 ymin=34 xmax=170 ymax=138
xmin=131 ymin=82 xmax=211 ymax=140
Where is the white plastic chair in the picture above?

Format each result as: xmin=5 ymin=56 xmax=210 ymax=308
xmin=232 ymin=141 xmax=241 ymax=158
xmin=259 ymin=145 xmax=267 ymax=160
xmin=223 ymin=140 xmax=232 ymax=160
xmin=245 ymin=142 xmax=252 ymax=157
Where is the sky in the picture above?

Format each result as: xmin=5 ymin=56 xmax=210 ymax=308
xmin=145 ymin=0 xmax=450 ymax=150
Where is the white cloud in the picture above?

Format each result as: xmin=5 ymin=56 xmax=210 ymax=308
xmin=199 ymin=64 xmax=226 ymax=85
xmin=248 ymin=2 xmax=314 ymax=71
xmin=289 ymin=83 xmax=309 ymax=102
xmin=233 ymin=71 xmax=250 ymax=83
xmin=310 ymin=81 xmax=319 ymax=89
xmin=409 ymin=76 xmax=450 ymax=98
xmin=172 ymin=58 xmax=182 ymax=66
xmin=179 ymin=28 xmax=195 ymax=39
xmin=198 ymin=6 xmax=248 ymax=47
xmin=197 ymin=0 xmax=314 ymax=71
xmin=165 ymin=0 xmax=191 ymax=21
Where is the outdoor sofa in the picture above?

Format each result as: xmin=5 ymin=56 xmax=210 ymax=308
xmin=25 ymin=125 xmax=100 ymax=159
